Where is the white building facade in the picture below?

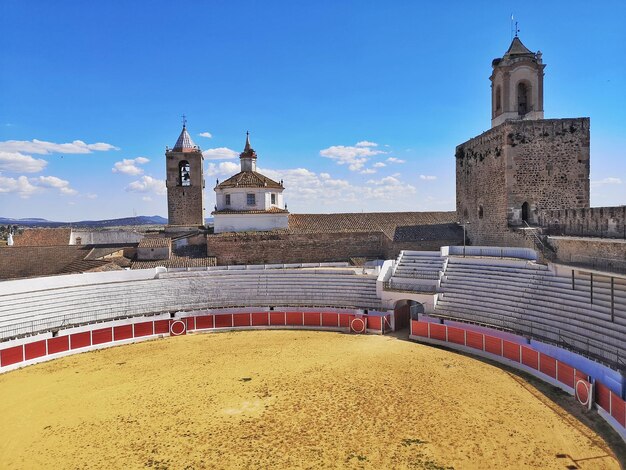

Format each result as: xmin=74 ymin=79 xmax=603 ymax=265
xmin=212 ymin=133 xmax=289 ymax=233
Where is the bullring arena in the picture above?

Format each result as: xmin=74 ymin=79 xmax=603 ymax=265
xmin=1 ymin=247 xmax=625 ymax=468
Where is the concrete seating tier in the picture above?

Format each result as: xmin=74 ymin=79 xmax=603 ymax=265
xmin=391 ymin=251 xmax=445 ymax=281
xmin=436 ymin=257 xmax=626 ymax=369
xmin=0 ymin=270 xmax=381 ymax=340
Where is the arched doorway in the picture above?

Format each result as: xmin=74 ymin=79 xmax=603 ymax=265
xmin=394 ymin=300 xmax=424 ymax=330
xmin=521 ymin=202 xmax=530 ymax=223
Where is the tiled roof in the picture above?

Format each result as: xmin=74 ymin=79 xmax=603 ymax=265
xmin=287 ymin=212 xmax=459 ymax=239
xmin=131 ymin=255 xmax=217 ymax=269
xmin=505 ymin=37 xmax=533 ymax=56
xmin=172 ymin=125 xmax=199 ymax=152
xmin=393 ymin=223 xmax=464 ymax=242
xmin=138 ymin=237 xmax=171 ymax=248
xmin=0 ymin=246 xmax=123 ymax=280
xmin=216 ymin=171 xmax=283 ymax=189
xmin=12 ymin=228 xmax=71 ymax=247
xmin=84 ymin=246 xmax=130 ymax=260
xmin=212 ymin=208 xmax=289 ymax=215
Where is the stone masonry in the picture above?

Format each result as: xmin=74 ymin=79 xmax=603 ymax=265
xmin=456 ymin=117 xmax=590 ymax=246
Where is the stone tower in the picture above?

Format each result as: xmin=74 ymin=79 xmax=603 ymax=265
xmin=491 ymin=36 xmax=545 ymax=128
xmin=455 ymin=37 xmax=590 ymax=246
xmin=166 ymin=124 xmax=205 ymax=227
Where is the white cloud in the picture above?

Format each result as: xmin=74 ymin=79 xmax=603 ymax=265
xmin=420 ymin=175 xmax=437 ymax=181
xmin=386 ymin=157 xmax=406 ymax=164
xmin=203 ymin=147 xmax=238 ymax=160
xmin=373 ymin=162 xmax=386 ymax=168
xmin=591 ymin=177 xmax=622 ymax=186
xmin=142 ymin=196 xmax=152 ymax=202
xmin=320 ymin=143 xmax=386 ymax=171
xmin=360 ymin=168 xmax=377 ymax=174
xmin=206 ymin=161 xmax=240 ymax=177
xmin=0 ymin=174 xmax=39 ymax=198
xmin=198 ymin=132 xmax=213 ymax=138
xmin=0 ymin=151 xmax=48 ymax=173
xmin=35 ymin=176 xmax=78 ymax=195
xmin=355 ymin=141 xmax=378 ymax=148
xmin=368 ymin=176 xmax=401 ymax=186
xmin=0 ymin=139 xmax=119 ymax=155
xmin=86 ymin=193 xmax=98 ymax=199
xmin=112 ymin=157 xmax=150 ymax=176
xmin=126 ymin=176 xmax=166 ymax=196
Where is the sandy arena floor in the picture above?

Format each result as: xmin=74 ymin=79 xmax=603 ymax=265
xmin=0 ymin=330 xmax=621 ymax=469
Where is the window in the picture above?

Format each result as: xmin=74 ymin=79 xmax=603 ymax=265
xmin=517 ymin=82 xmax=529 ymax=115
xmin=271 ymin=193 xmax=276 ymax=205
xmin=75 ymin=237 xmax=82 ymax=245
xmin=225 ymin=194 xmax=231 ymax=205
xmin=179 ymin=161 xmax=191 ymax=187
xmin=247 ymin=193 xmax=256 ymax=206
xmin=495 ymin=85 xmax=502 ymax=112
xmin=478 ymin=205 xmax=484 ymax=219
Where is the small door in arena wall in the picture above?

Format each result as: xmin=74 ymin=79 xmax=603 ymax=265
xmin=394 ymin=300 xmax=423 ymax=330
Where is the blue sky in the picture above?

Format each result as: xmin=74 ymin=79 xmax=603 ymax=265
xmin=1 ymin=1 xmax=625 ymax=221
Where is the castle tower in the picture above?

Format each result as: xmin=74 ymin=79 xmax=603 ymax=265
xmin=490 ymin=36 xmax=545 ymax=128
xmin=165 ymin=123 xmax=205 ymax=227
xmin=212 ymin=132 xmax=288 ymax=233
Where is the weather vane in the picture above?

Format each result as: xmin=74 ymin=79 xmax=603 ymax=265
xmin=182 ymin=114 xmax=187 ymax=127
xmin=511 ymin=14 xmax=520 ymax=39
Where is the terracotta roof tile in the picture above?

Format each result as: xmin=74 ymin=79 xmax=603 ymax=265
xmin=12 ymin=228 xmax=71 ymax=247
xmin=131 ymin=255 xmax=217 ymax=269
xmin=138 ymin=237 xmax=171 ymax=248
xmin=212 ymin=207 xmax=289 ymax=215
xmin=216 ymin=171 xmax=283 ymax=189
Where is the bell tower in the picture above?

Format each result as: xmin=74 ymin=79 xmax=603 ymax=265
xmin=165 ymin=121 xmax=205 ymax=227
xmin=490 ymin=36 xmax=545 ymax=128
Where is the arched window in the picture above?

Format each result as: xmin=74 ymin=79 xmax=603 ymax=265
xmin=521 ymin=202 xmax=530 ymax=223
xmin=517 ymin=82 xmax=529 ymax=115
xmin=495 ymin=85 xmax=502 ymax=113
xmin=478 ymin=205 xmax=484 ymax=219
xmin=179 ymin=161 xmax=191 ymax=187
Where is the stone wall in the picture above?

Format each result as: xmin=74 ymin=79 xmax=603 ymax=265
xmin=456 ymin=118 xmax=590 ymax=247
xmin=206 ymin=231 xmax=461 ymax=265
xmin=547 ymin=236 xmax=626 ymax=272
xmin=166 ymin=149 xmax=205 ymax=226
xmin=540 ymin=206 xmax=626 ymax=239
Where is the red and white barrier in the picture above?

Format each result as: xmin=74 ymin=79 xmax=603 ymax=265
xmin=410 ymin=320 xmax=626 ymax=442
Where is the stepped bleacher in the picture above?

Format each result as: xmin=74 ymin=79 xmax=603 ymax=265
xmin=0 ymin=268 xmax=381 ymax=340
xmin=389 ymin=251 xmax=445 ymax=292
xmin=435 ymin=256 xmax=626 ymax=369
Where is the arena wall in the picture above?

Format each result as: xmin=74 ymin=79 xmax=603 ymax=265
xmin=547 ymin=237 xmax=626 ymax=270
xmin=409 ymin=319 xmax=626 ymax=442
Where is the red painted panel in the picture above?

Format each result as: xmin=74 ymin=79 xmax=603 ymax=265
xmin=269 ymin=312 xmax=285 ymax=326
xmin=233 ymin=313 xmax=250 ymax=327
xmin=539 ymin=354 xmax=557 ymax=379
xmin=484 ymin=336 xmax=502 ymax=356
xmin=447 ymin=327 xmax=465 ymax=345
xmin=610 ymin=393 xmax=625 ymax=427
xmin=214 ymin=314 xmax=233 ymax=328
xmin=303 ymin=312 xmax=320 ymax=326
xmin=338 ymin=313 xmax=350 ymax=328
xmin=113 ymin=325 xmax=133 ymax=341
xmin=251 ymin=312 xmax=268 ymax=326
xmin=184 ymin=317 xmax=196 ymax=331
xmin=133 ymin=321 xmax=154 ymax=338
xmin=321 ymin=313 xmax=339 ymax=327
xmin=596 ymin=382 xmax=611 ymax=411
xmin=0 ymin=345 xmax=23 ymax=366
xmin=195 ymin=315 xmax=214 ymax=329
xmin=466 ymin=331 xmax=483 ymax=350
xmin=286 ymin=312 xmax=302 ymax=326
xmin=429 ymin=323 xmax=447 ymax=341
xmin=502 ymin=341 xmax=520 ymax=362
xmin=367 ymin=316 xmax=381 ymax=331
xmin=70 ymin=332 xmax=91 ymax=350
xmin=47 ymin=336 xmax=70 ymax=355
xmin=521 ymin=347 xmax=539 ymax=370
xmin=557 ymin=362 xmax=575 ymax=388
xmin=575 ymin=369 xmax=587 ymax=381
xmin=24 ymin=340 xmax=47 ymax=360
xmin=92 ymin=327 xmax=113 ymax=345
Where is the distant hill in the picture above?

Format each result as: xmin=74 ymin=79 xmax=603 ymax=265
xmin=0 ymin=215 xmax=168 ymax=228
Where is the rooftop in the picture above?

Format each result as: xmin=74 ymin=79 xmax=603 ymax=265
xmin=12 ymin=228 xmax=71 ymax=247
xmin=171 ymin=125 xmax=199 ymax=152
xmin=138 ymin=237 xmax=172 ymax=248
xmin=216 ymin=171 xmax=283 ymax=190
